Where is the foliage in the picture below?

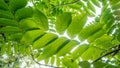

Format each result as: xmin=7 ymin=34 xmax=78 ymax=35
xmin=0 ymin=0 xmax=120 ymax=68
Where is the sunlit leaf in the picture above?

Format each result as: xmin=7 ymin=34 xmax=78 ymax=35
xmin=33 ymin=33 xmax=58 ymax=49
xmin=21 ymin=30 xmax=45 ymax=44
xmin=33 ymin=9 xmax=48 ymax=30
xmin=55 ymin=12 xmax=72 ymax=34
xmin=67 ymin=12 xmax=87 ymax=37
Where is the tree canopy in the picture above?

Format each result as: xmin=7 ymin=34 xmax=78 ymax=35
xmin=0 ymin=0 xmax=120 ymax=68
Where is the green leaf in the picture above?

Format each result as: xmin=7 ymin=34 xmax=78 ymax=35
xmin=0 ymin=18 xmax=17 ymax=26
xmin=79 ymin=61 xmax=91 ymax=68
xmin=81 ymin=46 xmax=102 ymax=60
xmin=113 ymin=10 xmax=120 ymax=15
xmin=7 ymin=43 xmax=12 ymax=56
xmin=33 ymin=9 xmax=48 ymax=30
xmin=79 ymin=23 xmax=103 ymax=41
xmin=14 ymin=44 xmax=18 ymax=55
xmin=9 ymin=0 xmax=28 ymax=12
xmin=62 ymin=57 xmax=79 ymax=68
xmin=87 ymin=1 xmax=95 ymax=12
xmin=93 ymin=61 xmax=107 ymax=68
xmin=0 ymin=0 xmax=8 ymax=10
xmin=91 ymin=0 xmax=100 ymax=7
xmin=33 ymin=33 xmax=58 ymax=49
xmin=44 ymin=58 xmax=49 ymax=64
xmin=0 ymin=26 xmax=21 ymax=34
xmin=87 ymin=29 xmax=106 ymax=43
xmin=19 ymin=18 xmax=40 ymax=31
xmin=0 ymin=9 xmax=13 ymax=19
xmin=93 ymin=34 xmax=113 ymax=49
xmin=37 ymin=37 xmax=69 ymax=60
xmin=57 ymin=40 xmax=79 ymax=56
xmin=117 ymin=30 xmax=120 ymax=42
xmin=67 ymin=12 xmax=87 ymax=37
xmin=56 ymin=56 xmax=61 ymax=66
xmin=1 ymin=44 xmax=6 ymax=55
xmin=100 ymin=9 xmax=111 ymax=23
xmin=21 ymin=30 xmax=45 ymax=45
xmin=71 ymin=44 xmax=89 ymax=60
xmin=15 ymin=7 xmax=33 ymax=21
xmin=111 ymin=2 xmax=120 ymax=9
xmin=8 ymin=33 xmax=22 ymax=41
xmin=50 ymin=56 xmax=55 ymax=66
xmin=110 ymin=0 xmax=120 ymax=5
xmin=84 ymin=6 xmax=95 ymax=17
xmin=93 ymin=61 xmax=117 ymax=68
xmin=55 ymin=12 xmax=72 ymax=34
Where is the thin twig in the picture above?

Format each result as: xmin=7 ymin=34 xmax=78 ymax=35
xmin=92 ymin=45 xmax=120 ymax=64
xmin=92 ymin=49 xmax=119 ymax=63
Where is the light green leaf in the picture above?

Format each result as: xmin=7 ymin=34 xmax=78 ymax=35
xmin=56 ymin=56 xmax=61 ymax=66
xmin=91 ymin=0 xmax=100 ymax=7
xmin=93 ymin=34 xmax=113 ymax=49
xmin=87 ymin=1 xmax=95 ymax=12
xmin=87 ymin=29 xmax=106 ymax=43
xmin=84 ymin=6 xmax=95 ymax=17
xmin=50 ymin=56 xmax=55 ymax=66
xmin=57 ymin=40 xmax=79 ymax=56
xmin=71 ymin=44 xmax=89 ymax=60
xmin=33 ymin=33 xmax=58 ymax=49
xmin=19 ymin=18 xmax=40 ymax=31
xmin=37 ymin=37 xmax=69 ymax=60
xmin=79 ymin=23 xmax=103 ymax=41
xmin=44 ymin=58 xmax=49 ymax=64
xmin=81 ymin=46 xmax=102 ymax=60
xmin=33 ymin=9 xmax=48 ymax=30
xmin=62 ymin=57 xmax=79 ymax=68
xmin=67 ymin=12 xmax=87 ymax=37
xmin=21 ymin=30 xmax=45 ymax=44
xmin=1 ymin=44 xmax=6 ymax=55
xmin=55 ymin=12 xmax=72 ymax=34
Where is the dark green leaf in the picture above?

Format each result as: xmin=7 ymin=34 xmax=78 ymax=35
xmin=0 ymin=18 xmax=17 ymax=26
xmin=0 ymin=26 xmax=21 ymax=33
xmin=9 ymin=0 xmax=28 ymax=12
xmin=15 ymin=7 xmax=33 ymax=21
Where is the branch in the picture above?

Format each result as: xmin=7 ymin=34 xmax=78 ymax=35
xmin=92 ymin=44 xmax=120 ymax=63
xmin=92 ymin=49 xmax=119 ymax=63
